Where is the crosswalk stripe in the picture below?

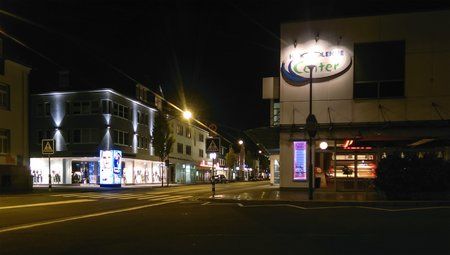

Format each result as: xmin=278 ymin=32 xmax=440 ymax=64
xmin=137 ymin=194 xmax=172 ymax=200
xmin=147 ymin=195 xmax=186 ymax=201
xmin=158 ymin=195 xmax=192 ymax=202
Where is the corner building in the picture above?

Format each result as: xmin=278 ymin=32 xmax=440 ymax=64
xmin=277 ymin=10 xmax=450 ymax=190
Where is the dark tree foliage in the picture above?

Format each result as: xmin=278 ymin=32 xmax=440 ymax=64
xmin=374 ymin=153 xmax=450 ymax=199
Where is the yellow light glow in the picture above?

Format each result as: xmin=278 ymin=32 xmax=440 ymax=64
xmin=183 ymin=110 xmax=192 ymax=120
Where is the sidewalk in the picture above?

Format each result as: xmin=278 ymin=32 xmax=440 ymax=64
xmin=206 ymin=185 xmax=450 ymax=206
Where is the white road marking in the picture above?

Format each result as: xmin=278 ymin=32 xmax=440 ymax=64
xmin=137 ymin=194 xmax=172 ymax=200
xmin=0 ymin=200 xmax=182 ymax=234
xmin=0 ymin=199 xmax=96 ymax=210
xmin=157 ymin=195 xmax=192 ymax=202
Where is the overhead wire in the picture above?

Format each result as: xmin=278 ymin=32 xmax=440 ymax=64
xmin=0 ymin=7 xmax=231 ymax=143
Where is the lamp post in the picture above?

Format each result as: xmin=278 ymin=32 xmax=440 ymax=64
xmin=305 ymin=64 xmax=318 ymax=200
xmin=210 ymin=152 xmax=217 ymax=197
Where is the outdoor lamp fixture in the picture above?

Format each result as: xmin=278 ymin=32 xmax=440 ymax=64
xmin=258 ymin=150 xmax=262 ymax=154
xmin=183 ymin=110 xmax=192 ymax=120
xmin=303 ymin=51 xmax=320 ymax=201
xmin=319 ymin=141 xmax=328 ymax=150
xmin=238 ymin=140 xmax=244 ymax=145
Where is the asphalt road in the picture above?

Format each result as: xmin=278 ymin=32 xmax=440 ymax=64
xmin=0 ymin=182 xmax=449 ymax=255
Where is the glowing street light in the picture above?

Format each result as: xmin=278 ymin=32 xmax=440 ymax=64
xmin=319 ymin=141 xmax=328 ymax=150
xmin=238 ymin=140 xmax=244 ymax=145
xmin=183 ymin=110 xmax=192 ymax=120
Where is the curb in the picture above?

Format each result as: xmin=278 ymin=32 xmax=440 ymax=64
xmin=197 ymin=198 xmax=450 ymax=207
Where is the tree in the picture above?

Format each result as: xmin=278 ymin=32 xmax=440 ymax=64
xmin=225 ymin=146 xmax=238 ymax=179
xmin=151 ymin=111 xmax=174 ymax=187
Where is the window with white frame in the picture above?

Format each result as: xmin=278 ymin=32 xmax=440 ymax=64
xmin=113 ymin=130 xmax=130 ymax=146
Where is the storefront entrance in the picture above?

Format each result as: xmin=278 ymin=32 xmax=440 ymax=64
xmin=315 ymin=140 xmax=377 ymax=191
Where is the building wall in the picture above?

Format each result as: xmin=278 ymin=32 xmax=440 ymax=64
xmin=30 ymin=89 xmax=158 ymax=161
xmin=0 ymin=60 xmax=31 ymax=167
xmin=280 ymin=10 xmax=450 ymax=125
xmin=278 ymin=10 xmax=450 ymax=188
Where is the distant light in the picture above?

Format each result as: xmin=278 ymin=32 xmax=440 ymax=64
xmin=238 ymin=140 xmax=244 ymax=145
xmin=319 ymin=141 xmax=328 ymax=150
xmin=258 ymin=150 xmax=262 ymax=154
xmin=209 ymin=153 xmax=217 ymax=159
xmin=183 ymin=110 xmax=192 ymax=120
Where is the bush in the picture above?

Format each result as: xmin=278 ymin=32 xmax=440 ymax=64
xmin=374 ymin=154 xmax=450 ymax=199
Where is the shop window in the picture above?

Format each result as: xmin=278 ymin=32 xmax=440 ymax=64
xmin=0 ymin=129 xmax=10 ymax=154
xmin=0 ymin=84 xmax=10 ymax=110
xmin=177 ymin=143 xmax=183 ymax=154
xmin=186 ymin=145 xmax=192 ymax=155
xmin=354 ymin=41 xmax=405 ymax=99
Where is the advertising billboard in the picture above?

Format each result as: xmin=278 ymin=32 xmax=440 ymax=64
xmin=99 ymin=150 xmax=122 ymax=186
xmin=293 ymin=141 xmax=307 ymax=181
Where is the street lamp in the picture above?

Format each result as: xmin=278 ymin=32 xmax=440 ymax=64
xmin=238 ymin=140 xmax=244 ymax=145
xmin=183 ymin=110 xmax=192 ymax=120
xmin=304 ymin=51 xmax=320 ymax=200
xmin=209 ymin=152 xmax=217 ymax=197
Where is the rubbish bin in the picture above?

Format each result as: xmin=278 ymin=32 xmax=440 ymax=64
xmin=314 ymin=177 xmax=321 ymax=188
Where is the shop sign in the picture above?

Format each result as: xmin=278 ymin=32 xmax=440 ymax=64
xmin=281 ymin=48 xmax=352 ymax=86
xmin=293 ymin=141 xmax=307 ymax=181
xmin=99 ymin=150 xmax=122 ymax=185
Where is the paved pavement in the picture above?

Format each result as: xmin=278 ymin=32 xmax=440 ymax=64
xmin=0 ymin=181 xmax=449 ymax=255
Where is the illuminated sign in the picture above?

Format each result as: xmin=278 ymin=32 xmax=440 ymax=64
xmin=99 ymin=150 xmax=122 ymax=185
xmin=281 ymin=48 xmax=352 ymax=86
xmin=293 ymin=141 xmax=307 ymax=181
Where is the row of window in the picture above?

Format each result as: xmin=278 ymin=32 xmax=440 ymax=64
xmin=36 ymin=100 xmax=150 ymax=126
xmin=175 ymin=142 xmax=204 ymax=158
xmin=36 ymin=129 xmax=149 ymax=149
xmin=176 ymin=124 xmax=205 ymax=142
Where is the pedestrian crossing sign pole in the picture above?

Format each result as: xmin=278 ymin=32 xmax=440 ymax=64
xmin=42 ymin=139 xmax=55 ymax=191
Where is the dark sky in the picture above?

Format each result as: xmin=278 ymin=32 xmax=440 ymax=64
xmin=1 ymin=0 xmax=449 ymax=131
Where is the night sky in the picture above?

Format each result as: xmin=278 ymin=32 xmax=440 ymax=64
xmin=1 ymin=0 xmax=448 ymax=131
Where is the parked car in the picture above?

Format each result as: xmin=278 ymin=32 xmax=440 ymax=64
xmin=211 ymin=174 xmax=228 ymax=184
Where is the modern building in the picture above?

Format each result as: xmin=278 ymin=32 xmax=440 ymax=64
xmin=29 ymin=89 xmax=164 ymax=186
xmin=169 ymin=117 xmax=210 ymax=184
xmin=29 ymin=88 xmax=213 ymax=186
xmin=263 ymin=10 xmax=450 ymax=191
xmin=0 ymin=55 xmax=32 ymax=191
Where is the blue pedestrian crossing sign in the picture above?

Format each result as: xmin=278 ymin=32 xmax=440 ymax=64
xmin=42 ymin=139 xmax=55 ymax=155
xmin=206 ymin=137 xmax=221 ymax=153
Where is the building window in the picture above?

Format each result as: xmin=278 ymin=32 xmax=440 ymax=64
xmin=72 ymin=129 xmax=82 ymax=144
xmin=0 ymin=129 xmax=10 ymax=154
xmin=72 ymin=102 xmax=81 ymax=114
xmin=0 ymin=84 xmax=10 ymax=110
xmin=186 ymin=127 xmax=191 ymax=138
xmin=177 ymin=143 xmax=183 ymax=154
xmin=186 ymin=145 xmax=192 ymax=155
xmin=176 ymin=125 xmax=184 ymax=136
xmin=91 ymin=100 xmax=100 ymax=114
xmin=199 ymin=133 xmax=204 ymax=142
xmin=354 ymin=41 xmax=405 ymax=99
xmin=37 ymin=130 xmax=52 ymax=144
xmin=102 ymin=100 xmax=112 ymax=114
xmin=37 ymin=102 xmax=51 ymax=117
xmin=199 ymin=149 xmax=204 ymax=158
xmin=137 ymin=111 xmax=148 ymax=125
xmin=113 ymin=130 xmax=129 ymax=146
xmin=138 ymin=136 xmax=149 ymax=150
